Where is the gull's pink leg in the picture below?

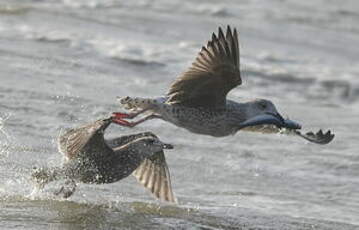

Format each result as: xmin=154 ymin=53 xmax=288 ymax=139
xmin=112 ymin=114 xmax=161 ymax=128
xmin=111 ymin=118 xmax=134 ymax=127
xmin=112 ymin=109 xmax=148 ymax=120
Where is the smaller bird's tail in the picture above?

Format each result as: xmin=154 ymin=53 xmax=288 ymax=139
xmin=31 ymin=167 xmax=58 ymax=188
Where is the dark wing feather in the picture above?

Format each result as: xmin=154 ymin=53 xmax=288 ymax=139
xmin=58 ymin=118 xmax=112 ymax=159
xmin=132 ymin=151 xmax=176 ymax=203
xmin=166 ymin=25 xmax=241 ymax=109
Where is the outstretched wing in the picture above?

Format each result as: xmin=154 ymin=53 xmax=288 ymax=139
xmin=108 ymin=132 xmax=176 ymax=202
xmin=166 ymin=25 xmax=241 ymax=109
xmin=58 ymin=118 xmax=112 ymax=159
xmin=132 ymin=151 xmax=176 ymax=203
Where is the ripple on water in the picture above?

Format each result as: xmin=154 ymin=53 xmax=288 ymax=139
xmin=0 ymin=5 xmax=30 ymax=15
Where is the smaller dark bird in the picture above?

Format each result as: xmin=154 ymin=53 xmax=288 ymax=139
xmin=32 ymin=118 xmax=176 ymax=202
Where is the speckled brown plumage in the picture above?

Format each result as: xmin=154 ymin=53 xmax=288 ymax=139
xmin=32 ymin=118 xmax=176 ymax=202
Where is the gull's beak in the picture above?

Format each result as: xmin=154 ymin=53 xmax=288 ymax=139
xmin=238 ymin=113 xmax=302 ymax=130
xmin=266 ymin=112 xmax=285 ymax=123
xmin=161 ymin=142 xmax=174 ymax=149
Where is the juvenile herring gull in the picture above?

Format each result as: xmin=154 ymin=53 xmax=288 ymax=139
xmin=112 ymin=26 xmax=334 ymax=144
xmin=32 ymin=118 xmax=176 ymax=202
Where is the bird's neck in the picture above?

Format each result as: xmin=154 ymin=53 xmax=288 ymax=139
xmin=227 ymin=101 xmax=257 ymax=133
xmin=235 ymin=101 xmax=257 ymax=119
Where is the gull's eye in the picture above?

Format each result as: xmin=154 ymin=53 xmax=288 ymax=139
xmin=148 ymin=139 xmax=155 ymax=144
xmin=259 ymin=102 xmax=267 ymax=110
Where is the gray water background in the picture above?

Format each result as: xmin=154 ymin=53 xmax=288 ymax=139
xmin=0 ymin=0 xmax=359 ymax=229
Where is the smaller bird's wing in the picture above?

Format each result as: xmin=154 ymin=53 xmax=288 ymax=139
xmin=132 ymin=151 xmax=176 ymax=203
xmin=166 ymin=25 xmax=241 ymax=109
xmin=58 ymin=118 xmax=112 ymax=159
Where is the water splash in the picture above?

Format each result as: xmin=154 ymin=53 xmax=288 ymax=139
xmin=0 ymin=113 xmax=12 ymax=158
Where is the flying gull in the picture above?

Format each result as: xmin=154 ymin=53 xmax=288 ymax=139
xmin=32 ymin=118 xmax=176 ymax=202
xmin=112 ymin=26 xmax=334 ymax=144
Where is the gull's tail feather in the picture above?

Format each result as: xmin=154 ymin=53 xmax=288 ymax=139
xmin=118 ymin=96 xmax=166 ymax=111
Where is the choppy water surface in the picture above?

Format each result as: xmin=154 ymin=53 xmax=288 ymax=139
xmin=0 ymin=0 xmax=359 ymax=229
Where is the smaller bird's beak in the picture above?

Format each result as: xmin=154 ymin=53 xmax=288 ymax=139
xmin=103 ymin=117 xmax=113 ymax=123
xmin=96 ymin=117 xmax=112 ymax=130
xmin=162 ymin=142 xmax=174 ymax=149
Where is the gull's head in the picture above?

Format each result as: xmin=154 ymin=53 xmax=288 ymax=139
xmin=237 ymin=98 xmax=301 ymax=131
xmin=246 ymin=99 xmax=280 ymax=117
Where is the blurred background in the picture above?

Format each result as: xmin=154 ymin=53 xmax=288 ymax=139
xmin=0 ymin=0 xmax=358 ymax=229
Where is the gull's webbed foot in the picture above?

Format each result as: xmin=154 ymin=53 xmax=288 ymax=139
xmin=111 ymin=113 xmax=161 ymax=128
xmin=111 ymin=117 xmax=137 ymax=128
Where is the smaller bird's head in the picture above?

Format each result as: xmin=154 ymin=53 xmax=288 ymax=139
xmin=130 ymin=136 xmax=174 ymax=156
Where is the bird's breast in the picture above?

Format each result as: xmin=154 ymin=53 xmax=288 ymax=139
xmin=159 ymin=105 xmax=236 ymax=137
